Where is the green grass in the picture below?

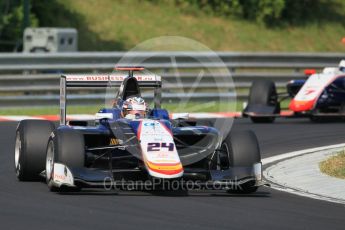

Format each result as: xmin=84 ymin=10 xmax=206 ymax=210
xmin=0 ymin=106 xmax=96 ymax=116
xmin=0 ymin=101 xmax=240 ymax=116
xmin=0 ymin=98 xmax=292 ymax=116
xmin=46 ymin=0 xmax=345 ymax=52
xmin=320 ymin=151 xmax=345 ymax=179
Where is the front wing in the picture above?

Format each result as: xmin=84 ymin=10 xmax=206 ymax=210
xmin=43 ymin=163 xmax=264 ymax=190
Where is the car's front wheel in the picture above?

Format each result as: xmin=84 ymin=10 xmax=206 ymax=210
xmin=46 ymin=128 xmax=85 ymax=192
xmin=15 ymin=120 xmax=54 ymax=181
xmin=220 ymin=130 xmax=261 ymax=194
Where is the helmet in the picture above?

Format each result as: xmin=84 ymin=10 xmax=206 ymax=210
xmin=122 ymin=97 xmax=147 ymax=119
xmin=339 ymin=60 xmax=345 ymax=72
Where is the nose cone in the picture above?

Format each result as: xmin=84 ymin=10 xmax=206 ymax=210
xmin=289 ymin=99 xmax=315 ymax=112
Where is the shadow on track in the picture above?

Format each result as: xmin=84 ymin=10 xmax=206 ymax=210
xmin=57 ymin=189 xmax=271 ymax=198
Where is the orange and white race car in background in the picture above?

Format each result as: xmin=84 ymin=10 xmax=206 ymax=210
xmin=243 ymin=60 xmax=345 ymax=123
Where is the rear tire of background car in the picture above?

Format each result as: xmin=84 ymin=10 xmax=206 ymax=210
xmin=46 ymin=128 xmax=84 ymax=192
xmin=222 ymin=130 xmax=261 ymax=194
xmin=250 ymin=116 xmax=275 ymax=123
xmin=248 ymin=80 xmax=279 ymax=123
xmin=14 ymin=120 xmax=55 ymax=181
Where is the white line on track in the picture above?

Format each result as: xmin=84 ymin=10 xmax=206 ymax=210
xmin=262 ymin=143 xmax=345 ymax=165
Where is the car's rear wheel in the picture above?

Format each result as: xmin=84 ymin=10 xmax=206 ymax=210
xmin=15 ymin=120 xmax=55 ymax=181
xmin=46 ymin=128 xmax=85 ymax=192
xmin=220 ymin=130 xmax=261 ymax=193
xmin=248 ymin=80 xmax=279 ymax=123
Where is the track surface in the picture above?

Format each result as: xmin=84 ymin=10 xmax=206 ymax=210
xmin=1 ymin=118 xmax=345 ymax=230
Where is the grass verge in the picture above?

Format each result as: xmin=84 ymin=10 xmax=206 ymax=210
xmin=40 ymin=0 xmax=345 ymax=52
xmin=319 ymin=151 xmax=345 ymax=179
xmin=0 ymin=97 xmax=291 ymax=116
xmin=0 ymin=101 xmax=241 ymax=116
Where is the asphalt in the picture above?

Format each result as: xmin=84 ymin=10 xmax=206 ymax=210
xmin=1 ymin=118 xmax=345 ymax=230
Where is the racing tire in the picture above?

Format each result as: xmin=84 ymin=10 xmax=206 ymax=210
xmin=248 ymin=80 xmax=279 ymax=123
xmin=222 ymin=130 xmax=261 ymax=194
xmin=46 ymin=128 xmax=84 ymax=192
xmin=250 ymin=116 xmax=275 ymax=124
xmin=15 ymin=120 xmax=55 ymax=181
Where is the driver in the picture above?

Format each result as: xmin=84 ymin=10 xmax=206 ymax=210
xmin=121 ymin=96 xmax=148 ymax=119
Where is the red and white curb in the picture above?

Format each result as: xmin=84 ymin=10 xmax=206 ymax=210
xmin=0 ymin=111 xmax=296 ymax=122
xmin=0 ymin=112 xmax=243 ymax=122
xmin=0 ymin=115 xmax=98 ymax=122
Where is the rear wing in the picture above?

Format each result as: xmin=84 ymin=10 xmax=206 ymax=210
xmin=63 ymin=74 xmax=161 ymax=87
xmin=60 ymin=74 xmax=162 ymax=125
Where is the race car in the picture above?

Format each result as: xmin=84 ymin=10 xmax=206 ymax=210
xmin=14 ymin=67 xmax=263 ymax=193
xmin=243 ymin=60 xmax=345 ymax=123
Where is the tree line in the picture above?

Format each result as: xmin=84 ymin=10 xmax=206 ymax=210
xmin=0 ymin=0 xmax=341 ymax=52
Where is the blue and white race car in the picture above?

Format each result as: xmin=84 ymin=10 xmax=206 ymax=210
xmin=14 ymin=67 xmax=263 ymax=193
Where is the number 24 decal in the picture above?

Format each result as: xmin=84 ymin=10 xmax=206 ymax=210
xmin=147 ymin=142 xmax=174 ymax=152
